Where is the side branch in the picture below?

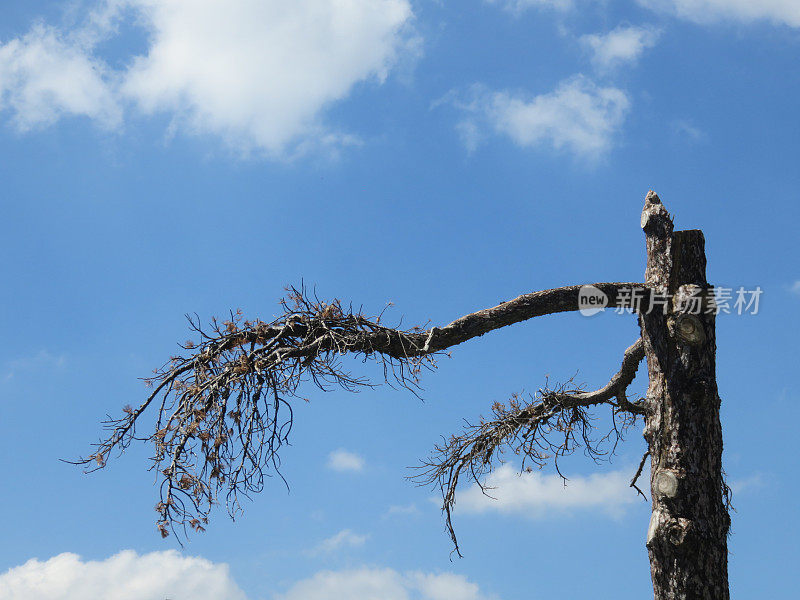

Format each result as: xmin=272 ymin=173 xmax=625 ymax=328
xmin=555 ymin=339 xmax=646 ymax=413
xmin=414 ymin=338 xmax=646 ymax=556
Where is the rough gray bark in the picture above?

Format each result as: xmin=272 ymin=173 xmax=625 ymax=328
xmin=640 ymin=191 xmax=730 ymax=600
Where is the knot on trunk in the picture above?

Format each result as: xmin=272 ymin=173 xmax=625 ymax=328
xmin=669 ymin=314 xmax=706 ymax=345
xmin=666 ymin=517 xmax=694 ymax=547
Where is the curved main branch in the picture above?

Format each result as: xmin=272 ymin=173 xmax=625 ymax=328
xmin=414 ymin=282 xmax=643 ymax=354
xmin=148 ymin=282 xmax=643 ymax=361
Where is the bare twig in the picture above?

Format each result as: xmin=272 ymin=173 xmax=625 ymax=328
xmin=630 ymin=450 xmax=650 ymax=500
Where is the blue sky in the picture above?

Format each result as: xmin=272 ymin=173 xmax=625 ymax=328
xmin=1 ymin=1 xmax=799 ymax=598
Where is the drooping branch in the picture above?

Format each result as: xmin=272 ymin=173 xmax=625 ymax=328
xmin=73 ymin=281 xmax=644 ymax=539
xmin=414 ymin=338 xmax=647 ymax=556
xmin=72 ymin=288 xmax=435 ymax=539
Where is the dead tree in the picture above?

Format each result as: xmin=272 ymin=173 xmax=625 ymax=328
xmin=76 ymin=191 xmax=729 ymax=599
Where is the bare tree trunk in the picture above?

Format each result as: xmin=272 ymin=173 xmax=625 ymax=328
xmin=639 ymin=192 xmax=730 ymax=599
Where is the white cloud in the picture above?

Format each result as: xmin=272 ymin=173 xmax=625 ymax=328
xmin=120 ymin=0 xmax=415 ymax=155
xmin=409 ymin=572 xmax=486 ymax=600
xmin=327 ymin=448 xmax=365 ymax=472
xmin=791 ymin=281 xmax=800 ymax=295
xmin=1 ymin=555 xmax=498 ymax=600
xmin=310 ymin=529 xmax=369 ymax=555
xmin=0 ymin=0 xmax=417 ymax=156
xmin=0 ymin=550 xmax=247 ymax=600
xmin=0 ymin=25 xmax=121 ymax=130
xmin=457 ymin=464 xmax=638 ymax=517
xmin=454 ymin=76 xmax=629 ymax=159
xmin=580 ymin=25 xmax=661 ymax=72
xmin=277 ymin=568 xmax=495 ymax=600
xmin=638 ymin=0 xmax=800 ymax=28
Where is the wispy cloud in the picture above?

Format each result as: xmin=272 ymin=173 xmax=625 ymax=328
xmin=580 ymin=25 xmax=661 ymax=72
xmin=486 ymin=0 xmax=575 ymax=14
xmin=455 ymin=119 xmax=483 ymax=155
xmin=637 ymin=0 xmax=800 ymax=28
xmin=791 ymin=281 xmax=800 ymax=296
xmin=671 ymin=119 xmax=709 ymax=143
xmin=277 ymin=568 xmax=495 ymax=600
xmin=0 ymin=0 xmax=418 ymax=157
xmin=309 ymin=529 xmax=369 ymax=555
xmin=730 ymin=473 xmax=765 ymax=495
xmin=327 ymin=448 xmax=365 ymax=472
xmin=456 ymin=464 xmax=639 ymax=518
xmin=451 ymin=76 xmax=630 ymax=159
xmin=385 ymin=503 xmax=420 ymax=517
xmin=3 ymin=349 xmax=66 ymax=381
xmin=0 ymin=550 xmax=247 ymax=600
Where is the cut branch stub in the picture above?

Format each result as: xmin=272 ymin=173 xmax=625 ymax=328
xmin=670 ymin=314 xmax=706 ymax=345
xmin=653 ymin=469 xmax=679 ymax=499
